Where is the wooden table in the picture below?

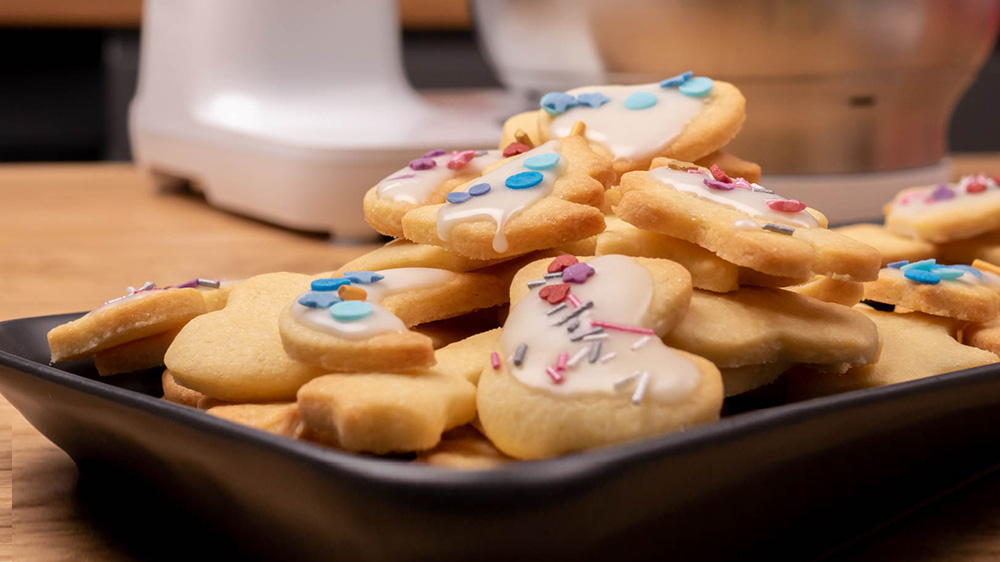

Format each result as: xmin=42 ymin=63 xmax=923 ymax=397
xmin=2 ymin=161 xmax=1000 ymax=560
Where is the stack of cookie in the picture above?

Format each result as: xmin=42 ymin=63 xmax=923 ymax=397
xmin=46 ymin=72 xmax=1000 ymax=465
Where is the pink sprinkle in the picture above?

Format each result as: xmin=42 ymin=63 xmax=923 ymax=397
xmin=709 ymin=164 xmax=732 ymax=183
xmin=766 ymin=199 xmax=807 ymax=213
xmin=685 ymin=169 xmax=704 ymax=175
xmin=546 ymin=366 xmax=564 ymax=384
xmin=490 ymin=352 xmax=501 ymax=370
xmin=732 ymin=177 xmax=753 ymax=190
xmin=447 ymin=150 xmax=476 ymax=170
xmin=556 ymin=352 xmax=569 ymax=370
xmin=590 ymin=320 xmax=655 ymax=335
xmin=387 ymin=173 xmax=415 ymax=181
xmin=567 ymin=294 xmax=582 ymax=308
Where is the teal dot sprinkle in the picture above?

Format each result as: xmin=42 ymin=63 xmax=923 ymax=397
xmin=523 ymin=153 xmax=561 ymax=171
xmin=904 ymin=269 xmax=941 ymax=284
xmin=506 ymin=171 xmax=544 ymax=190
xmin=901 ymin=258 xmax=936 ymax=272
xmin=930 ymin=267 xmax=966 ymax=280
xmin=330 ymin=300 xmax=373 ymax=321
xmin=311 ymin=278 xmax=351 ymax=291
xmin=679 ymin=76 xmax=714 ymax=97
xmin=624 ymin=91 xmax=658 ymax=110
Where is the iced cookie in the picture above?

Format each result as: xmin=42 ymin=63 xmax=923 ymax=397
xmin=477 ymin=254 xmax=723 ymax=460
xmin=327 ymin=239 xmax=502 ymax=277
xmin=296 ymin=369 xmax=477 ymax=454
xmin=165 ymin=273 xmax=326 ymax=403
xmin=616 ymin=162 xmax=881 ymax=282
xmin=885 ymin=174 xmax=1000 ymax=242
xmin=415 ymin=425 xmax=511 ymax=469
xmin=401 ymin=134 xmax=615 ymax=259
xmin=785 ymin=276 xmax=865 ymax=307
xmin=787 ymin=307 xmax=998 ymax=400
xmin=279 ymin=269 xmax=507 ymax=373
xmin=663 ymin=288 xmax=880 ymax=370
xmin=363 ymin=149 xmax=505 ymax=238
xmin=832 ymin=223 xmax=937 ymax=266
xmin=503 ymin=73 xmax=745 ymax=176
xmin=48 ymin=282 xmax=208 ymax=362
xmin=862 ymin=260 xmax=1000 ymax=323
xmin=206 ymin=403 xmax=302 ymax=438
xmin=694 ymin=150 xmax=761 ymax=184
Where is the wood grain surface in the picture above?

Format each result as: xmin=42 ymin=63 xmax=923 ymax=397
xmin=2 ymin=160 xmax=1000 ymax=560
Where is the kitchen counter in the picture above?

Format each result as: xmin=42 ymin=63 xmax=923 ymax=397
xmin=1 ymin=161 xmax=999 ymax=560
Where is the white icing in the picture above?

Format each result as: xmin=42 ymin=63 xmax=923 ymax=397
xmin=436 ymin=141 xmax=564 ymax=253
xmin=548 ymin=83 xmax=705 ymax=162
xmin=648 ymin=167 xmax=819 ymax=229
xmin=499 ymin=255 xmax=701 ymax=401
xmin=86 ymin=288 xmax=160 ymax=316
xmin=290 ymin=268 xmax=455 ymax=340
xmin=890 ymin=175 xmax=1000 ymax=218
xmin=376 ymin=150 xmax=503 ymax=204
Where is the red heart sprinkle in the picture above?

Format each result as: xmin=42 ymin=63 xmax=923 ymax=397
xmin=766 ymin=199 xmax=807 ymax=213
xmin=538 ymin=283 xmax=571 ymax=304
xmin=709 ymin=164 xmax=732 ymax=183
xmin=968 ymin=180 xmax=987 ymax=193
xmin=503 ymin=142 xmax=531 ymax=157
xmin=547 ymin=254 xmax=579 ymax=273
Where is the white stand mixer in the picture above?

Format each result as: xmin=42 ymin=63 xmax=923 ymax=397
xmin=130 ymin=0 xmax=504 ymax=238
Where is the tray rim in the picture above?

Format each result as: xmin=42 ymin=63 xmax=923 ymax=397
xmin=3 ymin=311 xmax=998 ymax=494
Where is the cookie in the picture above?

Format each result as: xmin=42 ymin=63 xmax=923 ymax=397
xmin=94 ymin=326 xmax=183 ymax=377
xmin=937 ymin=229 xmax=1000 ymax=266
xmin=719 ymin=362 xmax=792 ymax=398
xmin=663 ymin=288 xmax=880 ymax=370
xmin=415 ymin=425 xmax=511 ymax=469
xmin=477 ymin=254 xmax=723 ymax=460
xmin=514 ymin=74 xmax=746 ymax=176
xmin=328 ymin=239 xmax=501 ymax=276
xmin=279 ymin=268 xmax=507 ymax=373
xmin=165 ymin=273 xmax=327 ymax=403
xmin=363 ymin=149 xmax=505 ymax=238
xmin=963 ymin=314 xmax=1000 ymax=355
xmin=401 ymin=134 xmax=615 ymax=259
xmin=616 ymin=162 xmax=881 ymax=282
xmin=48 ymin=282 xmax=208 ymax=362
xmin=884 ymin=174 xmax=1000 ymax=242
xmin=206 ymin=403 xmax=302 ymax=438
xmin=161 ymin=369 xmax=206 ymax=408
xmin=786 ymin=306 xmax=998 ymax=400
xmin=434 ymin=328 xmax=501 ymax=385
xmin=863 ymin=261 xmax=1000 ymax=323
xmin=410 ymin=308 xmax=502 ymax=349
xmin=832 ymin=223 xmax=937 ymax=266
xmin=296 ymin=369 xmax=477 ymax=454
xmin=785 ymin=276 xmax=865 ymax=307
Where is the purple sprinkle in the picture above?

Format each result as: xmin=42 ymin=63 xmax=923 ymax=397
xmin=562 ymin=262 xmax=595 ymax=284
xmin=387 ymin=173 xmax=415 ymax=181
xmin=423 ymin=149 xmax=447 ymax=158
xmin=468 ymin=183 xmax=491 ymax=196
xmin=446 ymin=191 xmax=471 ymax=204
xmin=704 ymin=178 xmax=735 ymax=191
xmin=930 ymin=184 xmax=955 ymax=201
xmin=950 ymin=264 xmax=983 ymax=278
xmin=172 ymin=279 xmax=199 ymax=289
xmin=409 ymin=157 xmax=437 ymax=171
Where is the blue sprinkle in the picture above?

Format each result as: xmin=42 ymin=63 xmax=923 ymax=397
xmin=949 ymin=264 xmax=983 ymax=278
xmin=506 ymin=171 xmax=544 ymax=190
xmin=930 ymin=267 xmax=966 ymax=280
xmin=660 ymin=71 xmax=694 ymax=88
xmin=624 ymin=91 xmax=658 ymax=110
xmin=523 ymin=153 xmax=561 ymax=171
xmin=341 ymin=271 xmax=384 ymax=284
xmin=904 ymin=269 xmax=941 ymax=284
xmin=330 ymin=300 xmax=373 ymax=321
xmin=468 ymin=183 xmax=491 ymax=196
xmin=900 ymin=258 xmax=936 ymax=272
xmin=679 ymin=76 xmax=714 ymax=97
xmin=540 ymin=92 xmax=577 ymax=115
xmin=575 ymin=92 xmax=611 ymax=108
xmin=423 ymin=149 xmax=447 ymax=158
xmin=886 ymin=260 xmax=909 ymax=269
xmin=298 ymin=291 xmax=343 ymax=308
xmin=311 ymin=278 xmax=351 ymax=291
xmin=446 ymin=191 xmax=471 ymax=204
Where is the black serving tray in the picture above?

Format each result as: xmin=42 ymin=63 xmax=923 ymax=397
xmin=3 ymin=313 xmax=1000 ymax=561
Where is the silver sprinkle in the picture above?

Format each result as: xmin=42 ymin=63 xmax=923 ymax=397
xmin=527 ymin=279 xmax=546 ymax=289
xmin=475 ymin=150 xmax=488 ymax=157
xmin=570 ymin=327 xmax=603 ymax=342
xmin=544 ymin=272 xmax=564 ymax=279
xmin=631 ymin=336 xmax=651 ymax=351
xmin=599 ymin=352 xmax=617 ymax=363
xmin=631 ymin=371 xmax=651 ymax=405
xmin=763 ymin=223 xmax=795 ymax=235
xmin=582 ymin=333 xmax=609 ymax=341
xmin=553 ymin=301 xmax=593 ymax=326
xmin=615 ymin=371 xmax=642 ymax=389
xmin=566 ymin=319 xmax=580 ymax=332
xmin=197 ymin=278 xmax=221 ymax=288
xmin=588 ymin=341 xmax=603 ymax=363
xmin=752 ymin=186 xmax=774 ymax=194
xmin=567 ymin=346 xmax=590 ymax=368
xmin=514 ymin=343 xmax=527 ymax=367
xmin=546 ymin=302 xmax=568 ymax=316
xmin=139 ymin=281 xmax=157 ymax=291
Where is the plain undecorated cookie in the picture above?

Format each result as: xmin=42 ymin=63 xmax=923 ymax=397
xmin=832 ymin=223 xmax=937 ymax=266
